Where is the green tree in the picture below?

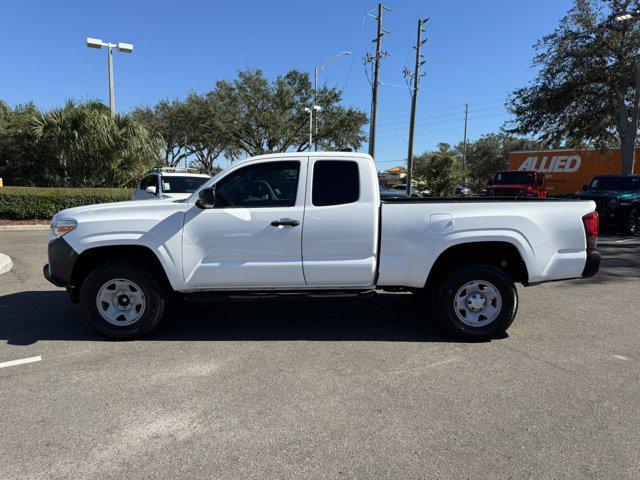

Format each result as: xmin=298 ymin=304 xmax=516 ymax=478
xmin=0 ymin=101 xmax=44 ymax=186
xmin=208 ymin=69 xmax=368 ymax=159
xmin=508 ymin=0 xmax=640 ymax=174
xmin=182 ymin=92 xmax=227 ymax=173
xmin=30 ymin=101 xmax=161 ymax=187
xmin=132 ymin=93 xmax=226 ymax=174
xmin=131 ymin=99 xmax=193 ymax=167
xmin=413 ymin=143 xmax=462 ymax=196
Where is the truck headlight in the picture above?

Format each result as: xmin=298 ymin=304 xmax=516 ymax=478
xmin=51 ymin=217 xmax=77 ymax=238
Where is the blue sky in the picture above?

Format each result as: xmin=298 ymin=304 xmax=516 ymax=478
xmin=0 ymin=0 xmax=573 ymax=169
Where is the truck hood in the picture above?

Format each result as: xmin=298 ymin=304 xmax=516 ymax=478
xmin=161 ymin=192 xmax=192 ymax=201
xmin=56 ymin=199 xmax=185 ymax=221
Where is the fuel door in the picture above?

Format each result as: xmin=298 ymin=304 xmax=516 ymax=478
xmin=430 ymin=213 xmax=454 ymax=232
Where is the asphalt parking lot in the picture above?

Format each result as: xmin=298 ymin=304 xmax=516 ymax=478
xmin=1 ymin=230 xmax=639 ymax=480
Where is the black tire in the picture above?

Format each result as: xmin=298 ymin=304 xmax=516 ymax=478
xmin=432 ymin=264 xmax=518 ymax=341
xmin=80 ymin=261 xmax=166 ymax=339
xmin=623 ymin=209 xmax=639 ymax=236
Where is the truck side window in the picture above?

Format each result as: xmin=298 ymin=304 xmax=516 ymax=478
xmin=312 ymin=161 xmax=359 ymax=206
xmin=214 ymin=161 xmax=300 ymax=208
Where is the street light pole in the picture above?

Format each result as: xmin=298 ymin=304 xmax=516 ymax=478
xmin=86 ymin=38 xmax=134 ymax=117
xmin=305 ymin=106 xmax=321 ymax=151
xmin=313 ymin=51 xmax=352 ymax=150
xmin=462 ymin=103 xmax=469 ymax=186
xmin=107 ymin=47 xmax=115 ymax=116
xmin=612 ymin=10 xmax=640 ymax=174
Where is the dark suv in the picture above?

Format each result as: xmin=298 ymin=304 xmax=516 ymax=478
xmin=579 ymin=175 xmax=640 ymax=235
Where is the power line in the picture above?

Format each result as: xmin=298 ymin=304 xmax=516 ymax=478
xmin=374 ymin=100 xmax=505 ymax=125
xmin=344 ymin=13 xmax=369 ymax=91
xmin=376 ymin=111 xmax=508 ymax=134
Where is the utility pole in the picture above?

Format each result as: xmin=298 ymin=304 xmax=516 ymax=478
xmin=404 ymin=18 xmax=428 ymax=197
xmin=462 ymin=103 xmax=469 ymax=186
xmin=366 ymin=3 xmax=390 ymax=160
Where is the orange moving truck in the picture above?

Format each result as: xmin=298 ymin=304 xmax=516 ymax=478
xmin=508 ymin=148 xmax=640 ymax=196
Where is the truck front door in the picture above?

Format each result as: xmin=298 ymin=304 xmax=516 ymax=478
xmin=182 ymin=159 xmax=307 ymax=288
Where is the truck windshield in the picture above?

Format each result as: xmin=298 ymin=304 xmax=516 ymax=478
xmin=162 ymin=176 xmax=209 ymax=193
xmin=494 ymin=172 xmax=535 ymax=185
xmin=589 ymin=176 xmax=640 ymax=191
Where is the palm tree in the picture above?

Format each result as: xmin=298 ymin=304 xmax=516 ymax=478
xmin=30 ymin=101 xmax=161 ymax=187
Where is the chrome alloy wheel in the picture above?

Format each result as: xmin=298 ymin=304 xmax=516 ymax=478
xmin=96 ymin=278 xmax=146 ymax=326
xmin=454 ymin=280 xmax=502 ymax=327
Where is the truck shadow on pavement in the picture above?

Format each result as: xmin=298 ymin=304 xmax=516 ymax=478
xmin=0 ymin=291 xmax=476 ymax=346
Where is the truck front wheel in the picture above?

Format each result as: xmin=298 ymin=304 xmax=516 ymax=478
xmin=433 ymin=265 xmax=518 ymax=341
xmin=80 ymin=262 xmax=166 ymax=339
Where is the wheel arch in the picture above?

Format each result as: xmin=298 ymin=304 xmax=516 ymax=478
xmin=424 ymin=241 xmax=529 ymax=292
xmin=71 ymin=245 xmax=173 ymax=294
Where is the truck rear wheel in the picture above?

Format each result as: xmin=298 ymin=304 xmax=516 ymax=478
xmin=433 ymin=264 xmax=517 ymax=341
xmin=80 ymin=262 xmax=166 ymax=339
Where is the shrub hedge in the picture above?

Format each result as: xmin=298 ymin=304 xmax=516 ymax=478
xmin=0 ymin=186 xmax=132 ymax=220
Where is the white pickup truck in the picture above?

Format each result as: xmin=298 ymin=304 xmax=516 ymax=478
xmin=44 ymin=152 xmax=601 ymax=340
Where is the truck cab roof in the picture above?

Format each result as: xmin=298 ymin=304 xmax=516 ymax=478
xmin=231 ymin=151 xmax=374 ymax=168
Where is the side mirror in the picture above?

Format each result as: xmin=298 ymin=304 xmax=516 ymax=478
xmin=196 ymin=187 xmax=216 ymax=209
xmin=145 ymin=185 xmax=157 ymax=195
xmin=581 ymin=184 xmax=588 ymax=192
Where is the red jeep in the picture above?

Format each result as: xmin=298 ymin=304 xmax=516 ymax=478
xmin=485 ymin=170 xmax=548 ymax=198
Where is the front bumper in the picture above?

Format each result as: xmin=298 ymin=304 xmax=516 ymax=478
xmin=43 ymin=237 xmax=79 ymax=288
xmin=581 ymin=251 xmax=601 ymax=279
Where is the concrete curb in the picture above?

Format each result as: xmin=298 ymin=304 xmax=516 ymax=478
xmin=0 ymin=253 xmax=13 ymax=275
xmin=0 ymin=224 xmax=50 ymax=232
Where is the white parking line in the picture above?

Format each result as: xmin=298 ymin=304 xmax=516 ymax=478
xmin=0 ymin=356 xmax=42 ymax=369
xmin=615 ymin=239 xmax=637 ymax=244
xmin=613 ymin=355 xmax=630 ymax=361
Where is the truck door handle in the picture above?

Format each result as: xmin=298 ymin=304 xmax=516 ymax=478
xmin=271 ymin=218 xmax=300 ymax=227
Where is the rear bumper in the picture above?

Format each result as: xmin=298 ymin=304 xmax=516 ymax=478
xmin=581 ymin=251 xmax=601 ymax=279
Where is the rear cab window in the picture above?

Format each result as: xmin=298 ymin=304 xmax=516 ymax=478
xmin=161 ymin=176 xmax=209 ymax=194
xmin=312 ymin=160 xmax=360 ymax=206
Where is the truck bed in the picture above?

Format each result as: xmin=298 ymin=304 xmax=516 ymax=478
xmin=377 ymin=197 xmax=596 ymax=288
xmin=382 ymin=196 xmax=585 ymax=203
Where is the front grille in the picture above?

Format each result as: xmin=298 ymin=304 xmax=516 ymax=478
xmin=488 ymin=188 xmax=525 ymax=197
